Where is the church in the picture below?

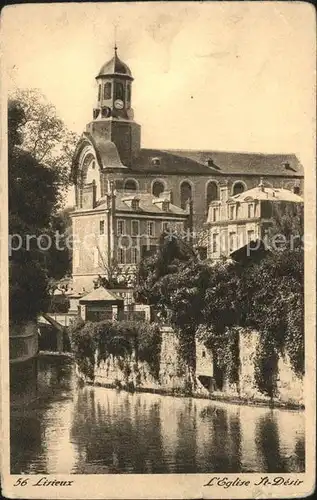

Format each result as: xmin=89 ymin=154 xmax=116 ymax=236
xmin=71 ymin=46 xmax=304 ymax=293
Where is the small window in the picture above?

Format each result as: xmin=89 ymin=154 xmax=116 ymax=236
xmin=233 ymin=182 xmax=246 ymax=196
xmin=131 ymin=220 xmax=139 ymax=236
xmin=152 ymin=157 xmax=161 ymax=166
xmin=294 ymin=186 xmax=300 ymax=195
xmin=117 ymin=220 xmax=125 ymax=235
xmin=147 ymin=221 xmax=154 ymax=236
xmin=212 ymin=233 xmax=218 ymax=253
xmin=131 ymin=247 xmax=139 ymax=264
xmin=126 ymin=83 xmax=131 ymax=108
xmin=124 ymin=179 xmax=137 ymax=191
xmin=180 ymin=181 xmax=192 ymax=210
xmin=115 ymin=82 xmax=125 ymax=101
xmin=202 ymin=350 xmax=206 ymax=358
xmin=247 ymin=204 xmax=253 ymax=219
xmin=99 ymin=220 xmax=105 ymax=235
xmin=104 ymin=82 xmax=112 ymax=100
xmin=162 ymin=201 xmax=169 ymax=212
xmin=131 ymin=199 xmax=139 ymax=210
xmin=98 ymin=84 xmax=101 ymax=101
xmin=229 ymin=205 xmax=235 ymax=220
xmin=92 ymin=161 xmax=96 ymax=170
xmin=152 ymin=181 xmax=165 ymax=197
xmin=118 ymin=248 xmax=126 ymax=264
xmin=162 ymin=221 xmax=169 ymax=233
xmin=229 ymin=232 xmax=236 ymax=252
xmin=212 ymin=208 xmax=218 ymax=222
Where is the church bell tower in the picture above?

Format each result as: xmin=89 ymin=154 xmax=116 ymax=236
xmin=86 ymin=46 xmax=141 ymax=166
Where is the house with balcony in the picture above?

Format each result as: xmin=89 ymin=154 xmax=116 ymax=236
xmin=206 ymin=180 xmax=303 ymax=260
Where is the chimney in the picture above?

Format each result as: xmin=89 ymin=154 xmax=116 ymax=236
xmin=219 ymin=183 xmax=229 ymax=202
xmin=160 ymin=190 xmax=172 ymax=202
xmin=258 ymin=177 xmax=265 ymax=192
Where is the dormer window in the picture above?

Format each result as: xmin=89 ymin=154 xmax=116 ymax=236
xmin=122 ymin=196 xmax=140 ymax=210
xmin=152 ymin=157 xmax=161 ymax=166
xmin=152 ymin=198 xmax=170 ymax=211
xmin=131 ymin=198 xmax=139 ymax=210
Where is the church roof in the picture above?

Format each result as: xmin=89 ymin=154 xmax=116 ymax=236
xmin=129 ymin=149 xmax=303 ymax=177
xmin=97 ymin=49 xmax=133 ymax=80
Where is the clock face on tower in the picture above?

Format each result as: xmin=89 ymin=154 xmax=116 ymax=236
xmin=114 ymin=99 xmax=124 ymax=110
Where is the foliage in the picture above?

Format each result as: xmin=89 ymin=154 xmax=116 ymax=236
xmin=136 ymin=219 xmax=304 ymax=396
xmin=8 ymin=93 xmax=76 ymax=323
xmin=93 ymin=259 xmax=136 ymax=290
xmin=9 ymin=89 xmax=79 ymax=194
xmin=71 ymin=320 xmax=162 ymax=382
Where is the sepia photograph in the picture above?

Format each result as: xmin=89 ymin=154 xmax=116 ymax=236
xmin=0 ymin=2 xmax=315 ymax=499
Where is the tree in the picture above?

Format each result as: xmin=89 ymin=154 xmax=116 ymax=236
xmin=9 ymin=89 xmax=79 ymax=196
xmin=8 ymin=94 xmax=76 ymax=323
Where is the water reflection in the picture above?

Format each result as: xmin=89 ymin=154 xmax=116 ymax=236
xmin=10 ymin=357 xmax=305 ymax=474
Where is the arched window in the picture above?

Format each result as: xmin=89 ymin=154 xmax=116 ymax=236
xmin=115 ymin=82 xmax=125 ymax=101
xmin=232 ymin=181 xmax=246 ymax=196
xmin=180 ymin=181 xmax=192 ymax=209
xmin=104 ymin=82 xmax=112 ymax=100
xmin=206 ymin=181 xmax=219 ymax=211
xmin=152 ymin=181 xmax=165 ymax=197
xmin=124 ymin=179 xmax=138 ymax=191
xmin=98 ymin=84 xmax=101 ymax=101
xmin=126 ymin=83 xmax=131 ymax=108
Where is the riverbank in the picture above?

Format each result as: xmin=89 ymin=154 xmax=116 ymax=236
xmin=82 ymin=379 xmax=305 ymax=411
xmin=11 ymin=356 xmax=305 ymax=474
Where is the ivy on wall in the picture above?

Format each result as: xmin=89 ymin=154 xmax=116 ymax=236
xmin=70 ymin=319 xmax=162 ymax=383
xmin=135 ymin=228 xmax=304 ymax=397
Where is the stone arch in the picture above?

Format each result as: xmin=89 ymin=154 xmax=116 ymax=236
xmin=180 ymin=180 xmax=193 ymax=209
xmin=124 ymin=178 xmax=139 ymax=191
xmin=78 ymin=150 xmax=101 ymax=206
xmin=152 ymin=179 xmax=166 ymax=197
xmin=232 ymin=180 xmax=247 ymax=196
xmin=206 ymin=181 xmax=219 ymax=212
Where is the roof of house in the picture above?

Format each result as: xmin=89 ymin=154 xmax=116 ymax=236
xmin=96 ymin=191 xmax=188 ymax=216
xmin=230 ymin=185 xmax=303 ymax=203
xmin=79 ymin=287 xmax=123 ymax=303
xmin=128 ymin=148 xmax=303 ymax=177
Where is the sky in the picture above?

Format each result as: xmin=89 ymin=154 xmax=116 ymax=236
xmin=2 ymin=2 xmax=316 ymax=171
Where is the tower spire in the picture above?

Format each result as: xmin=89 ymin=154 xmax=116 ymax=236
xmin=114 ymin=24 xmax=118 ymax=54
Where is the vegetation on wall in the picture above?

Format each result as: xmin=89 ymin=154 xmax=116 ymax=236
xmin=136 ymin=225 xmax=304 ymax=397
xmin=70 ymin=319 xmax=162 ymax=382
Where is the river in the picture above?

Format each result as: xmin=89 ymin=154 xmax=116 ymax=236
xmin=10 ymin=355 xmax=305 ymax=474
